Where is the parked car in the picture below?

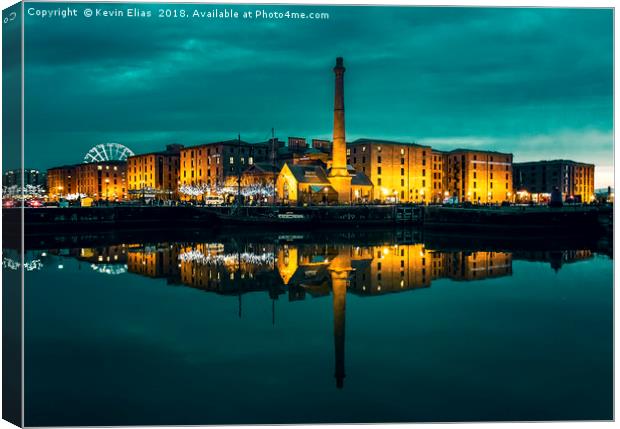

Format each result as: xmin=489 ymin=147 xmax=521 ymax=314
xmin=26 ymin=199 xmax=43 ymax=208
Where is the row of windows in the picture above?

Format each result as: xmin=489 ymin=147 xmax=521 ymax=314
xmin=376 ymin=167 xmax=427 ymax=177
xmin=183 ymin=169 xmax=221 ymax=178
xmin=182 ymin=147 xmax=266 ymax=158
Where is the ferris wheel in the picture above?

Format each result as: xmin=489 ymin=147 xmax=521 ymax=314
xmin=83 ymin=143 xmax=134 ymax=163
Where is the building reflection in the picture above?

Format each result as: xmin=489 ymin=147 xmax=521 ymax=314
xmin=59 ymin=241 xmax=594 ymax=389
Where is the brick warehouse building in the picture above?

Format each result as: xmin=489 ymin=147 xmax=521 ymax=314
xmin=445 ymin=149 xmax=513 ymax=204
xmin=179 ymin=139 xmax=271 ymax=198
xmin=513 ymin=160 xmax=595 ymax=202
xmin=47 ymin=160 xmax=127 ymax=201
xmin=127 ymin=144 xmax=183 ymax=201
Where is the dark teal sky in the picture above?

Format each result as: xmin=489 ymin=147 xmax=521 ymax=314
xmin=23 ymin=4 xmax=613 ymax=186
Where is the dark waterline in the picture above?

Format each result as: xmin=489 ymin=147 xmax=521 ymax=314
xmin=17 ymin=230 xmax=613 ymax=425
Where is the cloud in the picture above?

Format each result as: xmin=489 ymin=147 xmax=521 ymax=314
xmin=22 ymin=5 xmax=613 ymax=181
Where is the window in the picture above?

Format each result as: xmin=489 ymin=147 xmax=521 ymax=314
xmin=400 ymin=148 xmax=405 ymax=155
xmin=401 ymin=168 xmax=405 ymax=176
xmin=377 ymin=156 xmax=382 ymax=163
xmin=377 ymin=167 xmax=382 ymax=175
xmin=400 ymin=158 xmax=405 ymax=165
xmin=377 ymin=146 xmax=382 ymax=152
xmin=401 ymin=179 xmax=404 ymax=186
xmin=422 ymin=169 xmax=426 ymax=176
xmin=229 ymin=157 xmax=234 ymax=164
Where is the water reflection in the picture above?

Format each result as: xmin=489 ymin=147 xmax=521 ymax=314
xmin=23 ymin=239 xmax=598 ymax=390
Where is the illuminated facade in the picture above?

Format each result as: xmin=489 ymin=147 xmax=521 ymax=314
xmin=430 ymin=150 xmax=446 ymax=203
xmin=75 ymin=161 xmax=127 ymax=201
xmin=47 ymin=161 xmax=127 ymax=201
xmin=513 ymin=160 xmax=595 ymax=202
xmin=179 ymin=140 xmax=270 ymax=197
xmin=445 ymin=149 xmax=513 ymax=203
xmin=127 ymin=144 xmax=182 ymax=200
xmin=347 ymin=139 xmax=433 ymax=203
xmin=47 ymin=165 xmax=76 ymax=201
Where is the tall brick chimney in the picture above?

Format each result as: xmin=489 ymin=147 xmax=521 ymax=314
xmin=329 ymin=57 xmax=352 ymax=202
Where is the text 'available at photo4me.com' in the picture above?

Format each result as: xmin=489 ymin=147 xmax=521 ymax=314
xmin=26 ymin=4 xmax=331 ymax=21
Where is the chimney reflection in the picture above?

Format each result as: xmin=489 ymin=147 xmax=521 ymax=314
xmin=71 ymin=240 xmax=594 ymax=389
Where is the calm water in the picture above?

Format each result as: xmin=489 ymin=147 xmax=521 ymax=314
xmin=16 ymin=230 xmax=613 ymax=425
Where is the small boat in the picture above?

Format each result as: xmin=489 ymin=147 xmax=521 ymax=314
xmin=277 ymin=212 xmax=306 ymax=220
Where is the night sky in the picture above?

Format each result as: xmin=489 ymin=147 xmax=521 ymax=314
xmin=23 ymin=4 xmax=613 ymax=186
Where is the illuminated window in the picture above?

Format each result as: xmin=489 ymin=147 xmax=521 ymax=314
xmin=229 ymin=157 xmax=234 ymax=164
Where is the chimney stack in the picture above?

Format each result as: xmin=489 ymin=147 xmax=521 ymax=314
xmin=328 ymin=57 xmax=352 ymax=203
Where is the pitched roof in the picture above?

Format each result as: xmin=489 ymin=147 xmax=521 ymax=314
xmin=245 ymin=162 xmax=279 ymax=174
xmin=448 ymin=148 xmax=512 ymax=156
xmin=513 ymin=159 xmax=594 ymax=167
xmin=286 ymin=164 xmax=331 ymax=185
xmin=349 ymin=138 xmax=429 ymax=148
xmin=351 ymin=171 xmax=373 ymax=186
